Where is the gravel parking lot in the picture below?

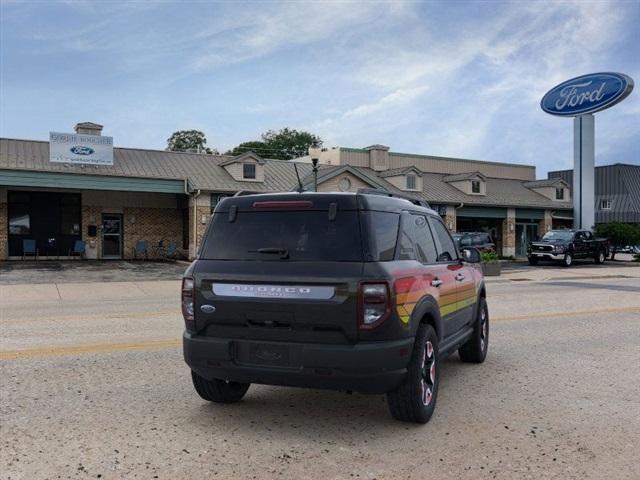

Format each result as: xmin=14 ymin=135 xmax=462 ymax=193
xmin=1 ymin=262 xmax=639 ymax=479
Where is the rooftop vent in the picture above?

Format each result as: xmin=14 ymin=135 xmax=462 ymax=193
xmin=74 ymin=122 xmax=103 ymax=136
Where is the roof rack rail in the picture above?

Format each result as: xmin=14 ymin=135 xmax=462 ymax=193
xmin=357 ymin=188 xmax=430 ymax=209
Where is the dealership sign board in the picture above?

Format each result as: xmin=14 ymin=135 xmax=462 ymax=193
xmin=540 ymin=72 xmax=634 ymax=231
xmin=49 ymin=132 xmax=114 ymax=165
xmin=541 ymin=72 xmax=634 ymax=116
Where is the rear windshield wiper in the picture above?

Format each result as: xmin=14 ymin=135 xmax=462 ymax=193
xmin=249 ymin=247 xmax=290 ymax=259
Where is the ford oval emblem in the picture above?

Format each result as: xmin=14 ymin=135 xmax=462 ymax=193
xmin=541 ymin=72 xmax=634 ymax=117
xmin=70 ymin=146 xmax=95 ymax=155
xmin=200 ymin=304 xmax=216 ymax=314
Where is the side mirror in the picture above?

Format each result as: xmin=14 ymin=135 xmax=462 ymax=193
xmin=461 ymin=247 xmax=481 ymax=263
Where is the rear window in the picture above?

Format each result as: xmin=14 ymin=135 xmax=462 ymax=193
xmin=200 ymin=211 xmax=363 ymax=261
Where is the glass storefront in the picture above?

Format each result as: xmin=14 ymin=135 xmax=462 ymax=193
xmin=515 ymin=222 xmax=539 ymax=257
xmin=7 ymin=191 xmax=81 ymax=257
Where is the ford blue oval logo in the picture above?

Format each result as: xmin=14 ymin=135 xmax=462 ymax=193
xmin=541 ymin=72 xmax=634 ymax=117
xmin=70 ymin=146 xmax=95 ymax=155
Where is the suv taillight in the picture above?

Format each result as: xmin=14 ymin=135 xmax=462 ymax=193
xmin=358 ymin=282 xmax=391 ymax=330
xmin=182 ymin=277 xmax=195 ymax=329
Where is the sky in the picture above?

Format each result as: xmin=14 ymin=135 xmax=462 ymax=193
xmin=1 ymin=0 xmax=638 ymax=177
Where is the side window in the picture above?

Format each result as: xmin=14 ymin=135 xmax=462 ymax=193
xmin=472 ymin=235 xmax=484 ymax=246
xmin=397 ymin=214 xmax=438 ymax=263
xmin=362 ymin=211 xmax=400 ymax=261
xmin=460 ymin=235 xmax=472 ymax=247
xmin=412 ymin=215 xmax=437 ymax=263
xmin=584 ymin=231 xmax=593 ymax=240
xmin=428 ymin=217 xmax=458 ymax=262
xmin=397 ymin=223 xmax=417 ymax=261
xmin=575 ymin=232 xmax=584 ymax=241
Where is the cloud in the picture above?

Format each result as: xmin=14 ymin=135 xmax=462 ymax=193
xmin=1 ymin=0 xmax=637 ymax=174
xmin=309 ymin=0 xmax=637 ymax=173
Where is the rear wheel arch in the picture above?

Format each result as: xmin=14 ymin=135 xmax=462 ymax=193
xmin=411 ymin=296 xmax=443 ymax=340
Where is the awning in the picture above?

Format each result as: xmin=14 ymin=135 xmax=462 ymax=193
xmin=0 ymin=169 xmax=186 ymax=194
xmin=457 ymin=206 xmax=507 ymax=218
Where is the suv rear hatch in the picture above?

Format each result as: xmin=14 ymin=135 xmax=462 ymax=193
xmin=192 ymin=195 xmax=365 ymax=344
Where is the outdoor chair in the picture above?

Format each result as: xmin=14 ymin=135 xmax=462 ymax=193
xmin=22 ymin=239 xmax=38 ymax=261
xmin=133 ymin=240 xmax=149 ymax=260
xmin=68 ymin=240 xmax=86 ymax=260
xmin=153 ymin=239 xmax=166 ymax=258
xmin=165 ymin=240 xmax=178 ymax=260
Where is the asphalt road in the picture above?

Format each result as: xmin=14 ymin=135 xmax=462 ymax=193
xmin=1 ymin=267 xmax=639 ymax=479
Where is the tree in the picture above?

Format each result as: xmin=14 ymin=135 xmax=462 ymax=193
xmin=594 ymin=222 xmax=640 ymax=260
xmin=226 ymin=128 xmax=322 ymax=160
xmin=167 ymin=130 xmax=217 ymax=154
xmin=225 ymin=141 xmax=269 ymax=157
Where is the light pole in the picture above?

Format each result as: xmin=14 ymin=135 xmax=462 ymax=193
xmin=311 ymin=157 xmax=319 ymax=192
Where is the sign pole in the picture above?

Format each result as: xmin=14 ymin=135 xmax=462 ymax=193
xmin=541 ymin=72 xmax=633 ymax=231
xmin=572 ymin=114 xmax=595 ymax=229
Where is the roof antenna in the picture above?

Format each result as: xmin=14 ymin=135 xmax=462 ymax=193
xmin=293 ymin=162 xmax=304 ymax=193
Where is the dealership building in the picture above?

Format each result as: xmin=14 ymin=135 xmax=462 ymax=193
xmin=1 ymin=122 xmax=577 ymax=261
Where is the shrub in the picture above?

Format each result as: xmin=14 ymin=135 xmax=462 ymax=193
xmin=594 ymin=222 xmax=640 ymax=260
xmin=480 ymin=251 xmax=499 ymax=263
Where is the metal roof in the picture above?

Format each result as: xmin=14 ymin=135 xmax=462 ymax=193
xmin=0 ymin=137 xmax=311 ymax=193
xmin=443 ymin=171 xmax=486 ymax=182
xmin=0 ymin=137 xmax=573 ymax=210
xmin=549 ymin=164 xmax=640 ymax=222
xmin=523 ymin=178 xmax=568 ymax=188
xmin=378 ymin=166 xmax=423 ymax=178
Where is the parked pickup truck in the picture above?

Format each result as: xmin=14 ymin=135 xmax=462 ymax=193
xmin=527 ymin=230 xmax=609 ymax=267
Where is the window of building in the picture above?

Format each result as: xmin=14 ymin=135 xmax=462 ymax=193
xmin=556 ymin=188 xmax=564 ymax=200
xmin=243 ymin=163 xmax=256 ymax=179
xmin=600 ymin=199 xmax=612 ymax=210
xmin=8 ymin=192 xmax=30 ymax=235
xmin=428 ymin=217 xmax=458 ymax=262
xmin=338 ymin=177 xmax=351 ymax=192
xmin=471 ymin=180 xmax=481 ymax=194
xmin=60 ymin=194 xmax=81 ymax=235
xmin=406 ymin=174 xmax=416 ymax=190
xmin=210 ymin=193 xmax=231 ymax=214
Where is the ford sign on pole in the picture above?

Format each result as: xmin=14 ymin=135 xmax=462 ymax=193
xmin=541 ymin=72 xmax=634 ymax=230
xmin=541 ymin=72 xmax=634 ymax=116
xmin=49 ymin=132 xmax=114 ymax=166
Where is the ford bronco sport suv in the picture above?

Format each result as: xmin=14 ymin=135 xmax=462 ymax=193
xmin=182 ymin=191 xmax=488 ymax=423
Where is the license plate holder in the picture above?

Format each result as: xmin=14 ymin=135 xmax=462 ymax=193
xmin=236 ymin=342 xmax=291 ymax=367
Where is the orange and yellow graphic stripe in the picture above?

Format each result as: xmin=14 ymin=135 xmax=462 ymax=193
xmin=394 ymin=272 xmax=476 ymax=324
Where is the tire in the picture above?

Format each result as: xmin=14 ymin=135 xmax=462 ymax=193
xmin=191 ymin=371 xmax=250 ymax=404
xmin=387 ymin=324 xmax=440 ymax=424
xmin=562 ymin=253 xmax=573 ymax=267
xmin=594 ymin=250 xmax=606 ymax=264
xmin=459 ymin=297 xmax=489 ymax=363
xmin=528 ymin=256 xmax=538 ymax=265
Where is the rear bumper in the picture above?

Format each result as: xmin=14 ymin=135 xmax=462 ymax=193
xmin=183 ymin=332 xmax=414 ymax=394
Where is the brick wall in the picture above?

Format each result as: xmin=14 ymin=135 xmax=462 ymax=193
xmin=189 ymin=205 xmax=211 ymax=257
xmin=81 ymin=205 xmax=103 ymax=259
xmin=122 ymin=207 xmax=182 ymax=260
xmin=539 ymin=210 xmax=553 ymax=237
xmin=502 ymin=208 xmax=516 ymax=257
xmin=444 ymin=205 xmax=457 ymax=231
